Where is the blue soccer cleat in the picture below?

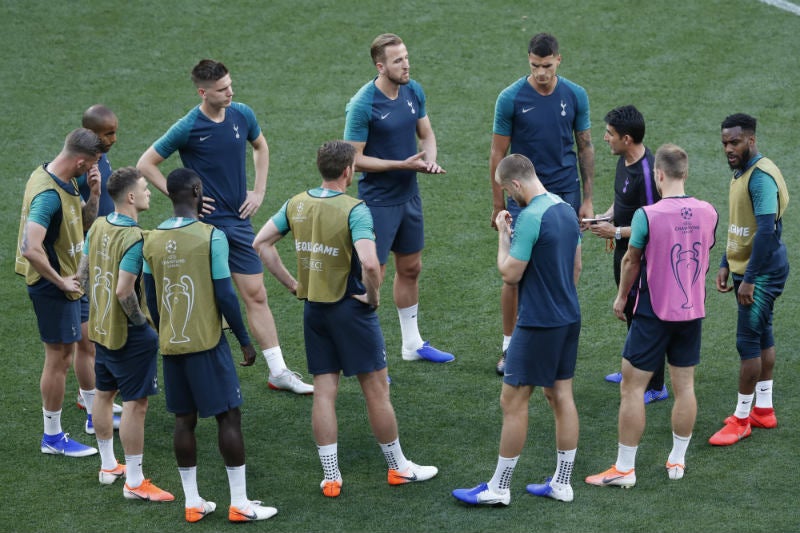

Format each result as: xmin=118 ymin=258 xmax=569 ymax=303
xmin=526 ymin=477 xmax=573 ymax=502
xmin=644 ymin=385 xmax=669 ymax=405
xmin=452 ymin=482 xmax=510 ymax=506
xmin=41 ymin=432 xmax=98 ymax=457
xmin=402 ymin=342 xmax=455 ymax=363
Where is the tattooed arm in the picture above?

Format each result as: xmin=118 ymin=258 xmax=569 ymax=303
xmin=116 ymin=270 xmax=147 ymax=326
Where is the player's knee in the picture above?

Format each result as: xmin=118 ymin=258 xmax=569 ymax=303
xmin=396 ymin=260 xmax=422 ymax=280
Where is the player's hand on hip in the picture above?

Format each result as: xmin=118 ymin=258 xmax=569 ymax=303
xmin=239 ymin=190 xmax=265 ymax=219
xmin=60 ymin=274 xmax=81 ymax=294
xmin=200 ymin=196 xmax=216 ymax=218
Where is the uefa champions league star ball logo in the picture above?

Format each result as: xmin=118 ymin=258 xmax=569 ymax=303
xmin=166 ymin=240 xmax=177 ymax=254
xmin=681 ymin=207 xmax=693 ymax=220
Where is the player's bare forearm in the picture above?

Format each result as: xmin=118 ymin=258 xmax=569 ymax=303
xmin=137 ymin=147 xmax=169 ymax=196
xmin=251 ymin=134 xmax=269 ymax=196
xmin=576 ymin=129 xmax=595 ymax=202
xmin=77 ymin=256 xmax=89 ymax=294
xmin=617 ymin=247 xmax=641 ymax=300
xmin=119 ymin=292 xmax=148 ymax=326
xmin=82 ymin=196 xmax=99 ymax=231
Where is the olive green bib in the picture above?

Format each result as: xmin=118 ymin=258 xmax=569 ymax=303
xmin=727 ymin=158 xmax=789 ymax=275
xmin=15 ymin=166 xmax=84 ymax=300
xmin=87 ymin=217 xmax=144 ymax=350
xmin=287 ymin=192 xmax=362 ymax=302
xmin=143 ymin=221 xmax=221 ymax=354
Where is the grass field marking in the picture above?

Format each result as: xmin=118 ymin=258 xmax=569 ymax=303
xmin=758 ymin=0 xmax=800 ymax=15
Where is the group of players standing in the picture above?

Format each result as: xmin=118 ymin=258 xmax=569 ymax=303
xmin=15 ymin=30 xmax=788 ymax=522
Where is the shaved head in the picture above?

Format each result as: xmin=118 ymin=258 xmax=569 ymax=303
xmin=82 ymin=104 xmax=117 ymax=131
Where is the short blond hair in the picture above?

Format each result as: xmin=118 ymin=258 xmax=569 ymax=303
xmin=370 ymin=33 xmax=404 ymax=65
xmin=654 ymin=143 xmax=688 ymax=181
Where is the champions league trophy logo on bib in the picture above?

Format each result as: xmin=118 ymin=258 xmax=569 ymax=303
xmin=670 ymin=242 xmax=702 ymax=309
xmin=163 ymin=275 xmax=195 ymax=344
xmin=91 ymin=266 xmax=114 ymax=335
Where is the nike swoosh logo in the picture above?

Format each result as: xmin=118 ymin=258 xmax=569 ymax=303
xmin=602 ymin=476 xmax=624 ymax=484
xmin=199 ymin=135 xmax=212 ymax=142
xmin=758 ymin=388 xmax=769 ymax=392
xmin=233 ymin=509 xmax=258 ymax=520
xmin=380 ymin=112 xmax=391 ymax=119
xmin=522 ymin=106 xmax=535 ymax=113
xmin=396 ymin=473 xmax=418 ymax=482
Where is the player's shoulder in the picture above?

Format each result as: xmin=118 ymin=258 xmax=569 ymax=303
xmin=229 ymin=101 xmax=256 ymax=116
xmin=499 ymin=76 xmax=528 ymax=96
xmin=349 ymin=79 xmax=377 ymax=103
xmin=557 ymin=76 xmax=588 ymax=98
xmin=407 ymin=78 xmax=424 ymax=93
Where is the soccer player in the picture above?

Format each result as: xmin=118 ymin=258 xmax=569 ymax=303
xmin=709 ymin=113 xmax=789 ymax=446
xmin=253 ymin=140 xmax=438 ymax=498
xmin=452 ymin=154 xmax=581 ymax=506
xmin=585 ymin=144 xmax=718 ymax=487
xmin=16 ymin=128 xmax=102 ymax=458
xmin=588 ymin=105 xmax=668 ymax=403
xmin=79 ymin=104 xmax=118 ymax=218
xmin=78 ymin=167 xmax=173 ymax=501
xmin=490 ymin=33 xmax=594 ymax=375
xmin=143 ymin=168 xmax=277 ymax=522
xmin=137 ymin=59 xmax=312 ymax=394
xmin=76 ymin=104 xmax=124 ymax=427
xmin=343 ymin=33 xmax=454 ymax=364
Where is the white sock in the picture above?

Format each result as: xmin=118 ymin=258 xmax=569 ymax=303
xmin=488 ymin=455 xmax=518 ymax=493
xmin=226 ymin=464 xmax=248 ymax=509
xmin=125 ymin=453 xmax=144 ymax=488
xmin=553 ymin=448 xmax=576 ymax=486
xmin=398 ymin=305 xmax=424 ymax=354
xmin=318 ymin=443 xmax=342 ymax=482
xmin=263 ymin=346 xmax=288 ymax=377
xmin=734 ymin=392 xmax=754 ymax=419
xmin=43 ymin=408 xmax=63 ymax=436
xmin=379 ymin=438 xmax=410 ymax=472
xmin=615 ymin=443 xmax=638 ymax=472
xmin=502 ymin=335 xmax=512 ymax=352
xmin=755 ymin=380 xmax=774 ymax=408
xmin=179 ymin=467 xmax=201 ymax=508
xmin=97 ymin=437 xmax=117 ymax=471
xmin=668 ymin=432 xmax=691 ymax=466
xmin=80 ymin=389 xmax=96 ymax=415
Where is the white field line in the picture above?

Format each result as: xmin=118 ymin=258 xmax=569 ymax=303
xmin=759 ymin=0 xmax=800 ymax=15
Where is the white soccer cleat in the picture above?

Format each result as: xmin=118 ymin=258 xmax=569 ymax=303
xmin=268 ymin=369 xmax=314 ymax=395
